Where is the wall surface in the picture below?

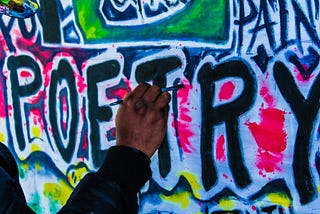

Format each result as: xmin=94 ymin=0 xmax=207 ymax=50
xmin=1 ymin=0 xmax=320 ymax=213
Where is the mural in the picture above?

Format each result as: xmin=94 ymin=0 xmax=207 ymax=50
xmin=0 ymin=0 xmax=320 ymax=213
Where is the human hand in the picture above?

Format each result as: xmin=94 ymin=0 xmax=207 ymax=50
xmin=115 ymin=83 xmax=171 ymax=157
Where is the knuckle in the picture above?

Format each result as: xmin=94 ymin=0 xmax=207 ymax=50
xmin=152 ymin=85 xmax=161 ymax=94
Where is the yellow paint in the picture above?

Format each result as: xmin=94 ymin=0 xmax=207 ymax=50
xmin=31 ymin=144 xmax=41 ymax=152
xmin=35 ymin=162 xmax=41 ymax=171
xmin=44 ymin=181 xmax=72 ymax=206
xmin=0 ymin=132 xmax=5 ymax=143
xmin=14 ymin=0 xmax=24 ymax=4
xmin=67 ymin=165 xmax=90 ymax=187
xmin=20 ymin=162 xmax=29 ymax=171
xmin=218 ymin=198 xmax=235 ymax=210
xmin=160 ymin=191 xmax=191 ymax=209
xmin=267 ymin=193 xmax=291 ymax=208
xmin=178 ymin=172 xmax=201 ymax=199
xmin=29 ymin=0 xmax=38 ymax=9
xmin=318 ymin=185 xmax=320 ymax=193
xmin=31 ymin=126 xmax=41 ymax=138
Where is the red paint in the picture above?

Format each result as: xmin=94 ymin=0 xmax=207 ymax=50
xmin=113 ymin=88 xmax=129 ymax=98
xmin=256 ymin=149 xmax=283 ymax=173
xmin=246 ymin=107 xmax=287 ymax=173
xmin=219 ymin=81 xmax=235 ymax=101
xmin=216 ymin=135 xmax=226 ymax=162
xmin=7 ymin=105 xmax=12 ymax=117
xmin=28 ymin=91 xmax=44 ymax=104
xmin=43 ymin=62 xmax=54 ymax=87
xmin=175 ymin=80 xmax=194 ymax=153
xmin=20 ymin=71 xmax=33 ymax=78
xmin=294 ymin=63 xmax=314 ymax=82
xmin=17 ymin=36 xmax=53 ymax=64
xmin=82 ymin=132 xmax=88 ymax=150
xmin=260 ymin=85 xmax=275 ymax=107
xmin=61 ymin=95 xmax=68 ymax=131
xmin=62 ymin=122 xmax=67 ymax=131
xmin=74 ymin=72 xmax=87 ymax=93
xmin=30 ymin=108 xmax=45 ymax=131
xmin=106 ymin=80 xmax=132 ymax=100
xmin=246 ymin=84 xmax=287 ymax=174
xmin=0 ymin=77 xmax=5 ymax=118
xmin=80 ymin=107 xmax=85 ymax=122
xmin=223 ymin=173 xmax=228 ymax=179
xmin=61 ymin=94 xmax=68 ymax=112
xmin=0 ymin=33 xmax=9 ymax=54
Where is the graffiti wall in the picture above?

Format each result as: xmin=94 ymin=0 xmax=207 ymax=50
xmin=1 ymin=0 xmax=320 ymax=213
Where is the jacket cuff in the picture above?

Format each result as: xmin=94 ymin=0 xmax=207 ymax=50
xmin=97 ymin=146 xmax=152 ymax=192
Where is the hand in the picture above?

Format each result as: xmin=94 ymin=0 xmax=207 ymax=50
xmin=115 ymin=83 xmax=171 ymax=157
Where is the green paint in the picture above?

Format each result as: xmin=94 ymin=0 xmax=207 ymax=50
xmin=73 ymin=0 xmax=108 ymax=39
xmin=0 ymin=0 xmax=9 ymax=5
xmin=18 ymin=166 xmax=26 ymax=180
xmin=43 ymin=181 xmax=73 ymax=213
xmin=28 ymin=193 xmax=41 ymax=213
xmin=72 ymin=0 xmax=229 ymax=43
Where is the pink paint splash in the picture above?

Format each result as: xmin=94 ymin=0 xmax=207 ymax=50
xmin=260 ymin=86 xmax=275 ymax=107
xmin=74 ymin=72 xmax=87 ymax=94
xmin=218 ymin=81 xmax=235 ymax=101
xmin=43 ymin=62 xmax=53 ymax=87
xmin=30 ymin=108 xmax=45 ymax=131
xmin=82 ymin=132 xmax=88 ymax=151
xmin=216 ymin=135 xmax=227 ymax=162
xmin=61 ymin=94 xmax=68 ymax=131
xmin=20 ymin=71 xmax=33 ymax=78
xmin=0 ymin=77 xmax=6 ymax=118
xmin=106 ymin=79 xmax=131 ymax=100
xmin=294 ymin=63 xmax=314 ymax=82
xmin=246 ymin=83 xmax=287 ymax=175
xmin=112 ymin=88 xmax=129 ymax=98
xmin=174 ymin=80 xmax=194 ymax=153
xmin=28 ymin=91 xmax=44 ymax=104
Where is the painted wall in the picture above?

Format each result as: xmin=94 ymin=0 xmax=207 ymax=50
xmin=0 ymin=0 xmax=320 ymax=213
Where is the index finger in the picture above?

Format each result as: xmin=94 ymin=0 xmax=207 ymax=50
xmin=154 ymin=91 xmax=171 ymax=109
xmin=124 ymin=83 xmax=150 ymax=102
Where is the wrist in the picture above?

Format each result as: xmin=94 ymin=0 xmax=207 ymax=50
xmin=97 ymin=145 xmax=152 ymax=192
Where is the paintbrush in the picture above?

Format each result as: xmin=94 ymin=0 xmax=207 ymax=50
xmin=109 ymin=84 xmax=184 ymax=106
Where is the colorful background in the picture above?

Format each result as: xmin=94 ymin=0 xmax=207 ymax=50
xmin=1 ymin=0 xmax=320 ymax=213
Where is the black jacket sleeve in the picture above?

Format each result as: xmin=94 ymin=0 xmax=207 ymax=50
xmin=0 ymin=143 xmax=151 ymax=214
xmin=0 ymin=143 xmax=35 ymax=214
xmin=58 ymin=145 xmax=152 ymax=214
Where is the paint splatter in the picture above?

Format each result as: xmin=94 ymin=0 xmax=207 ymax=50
xmin=178 ymin=172 xmax=201 ymax=199
xmin=287 ymin=47 xmax=319 ymax=81
xmin=260 ymin=86 xmax=275 ymax=107
xmin=247 ymin=107 xmax=287 ymax=174
xmin=0 ymin=75 xmax=6 ymax=118
xmin=105 ymin=79 xmax=131 ymax=100
xmin=216 ymin=135 xmax=227 ymax=162
xmin=30 ymin=108 xmax=45 ymax=131
xmin=175 ymin=80 xmax=194 ymax=153
xmin=219 ymin=81 xmax=235 ymax=101
xmin=246 ymin=84 xmax=287 ymax=175
xmin=218 ymin=197 xmax=235 ymax=210
xmin=267 ymin=193 xmax=292 ymax=208
xmin=160 ymin=191 xmax=192 ymax=209
xmin=43 ymin=181 xmax=72 ymax=211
